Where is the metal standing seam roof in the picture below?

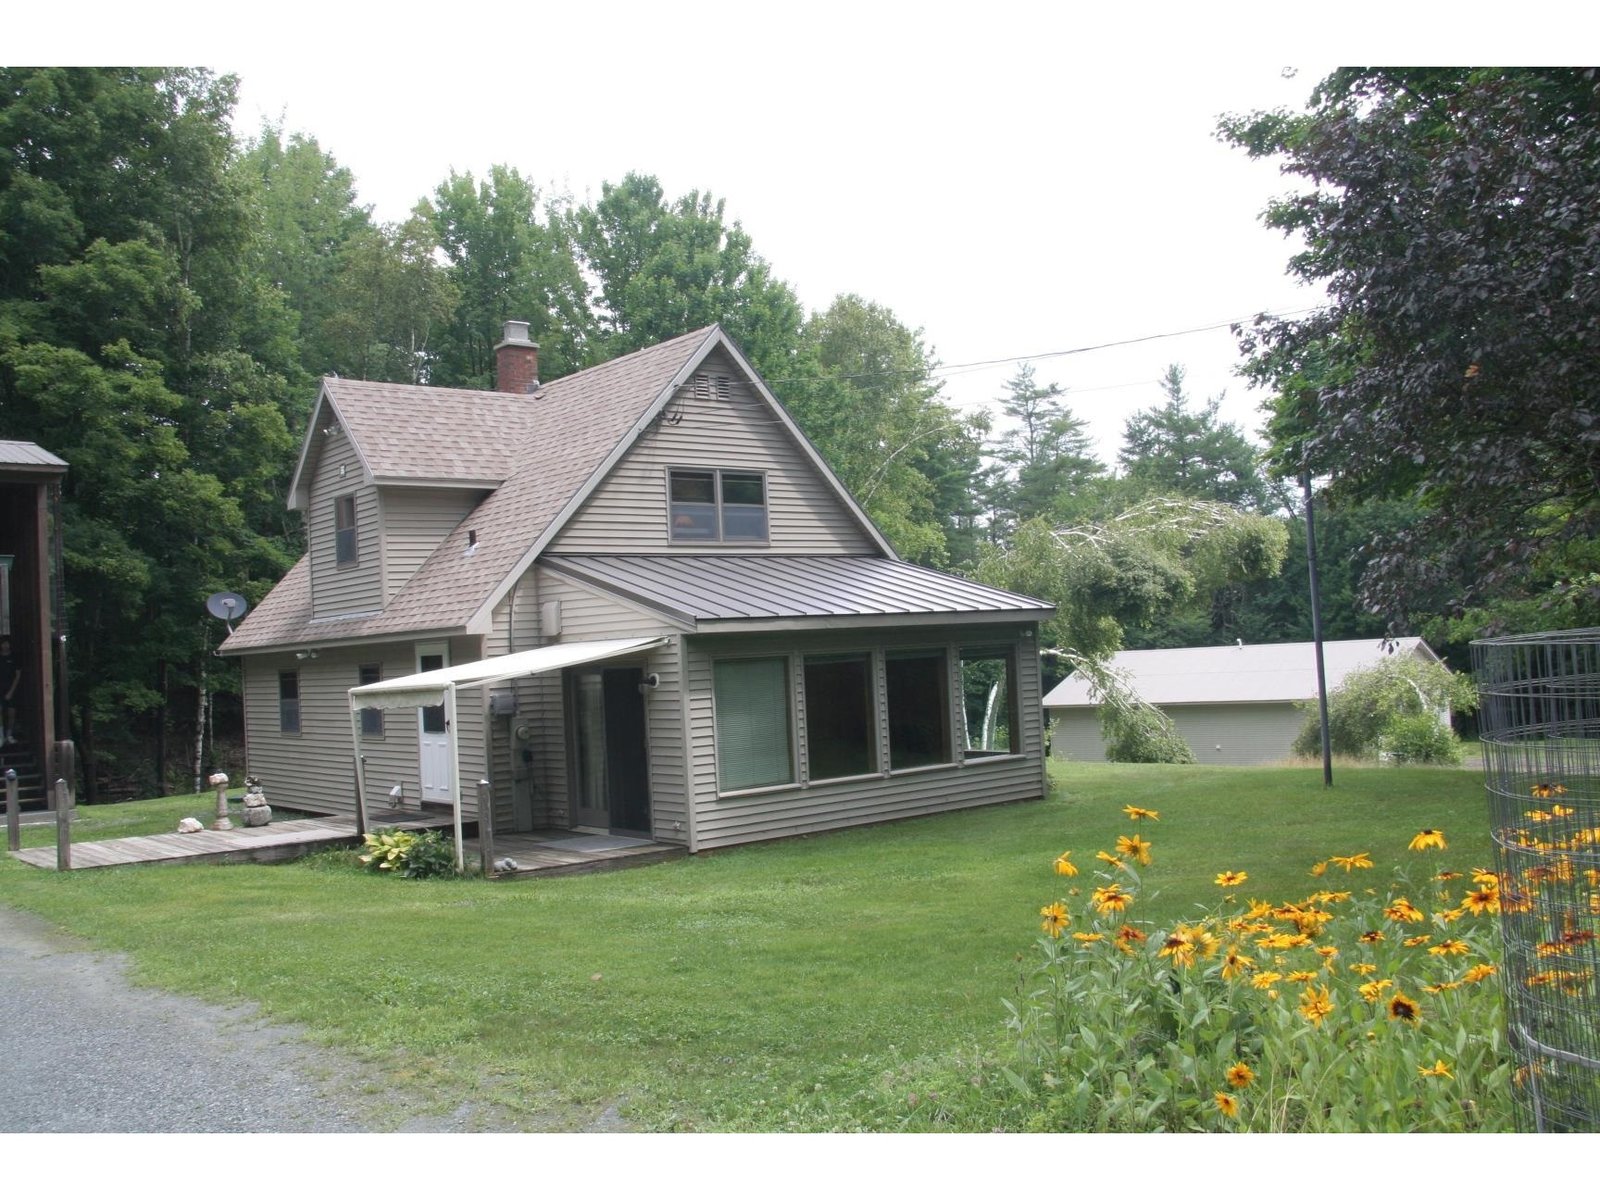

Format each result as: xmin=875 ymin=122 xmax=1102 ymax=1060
xmin=542 ymin=555 xmax=1055 ymax=624
xmin=222 ymin=327 xmax=720 ymax=653
xmin=1041 ymin=637 xmax=1439 ymax=708
xmin=0 ymin=440 xmax=68 ymax=471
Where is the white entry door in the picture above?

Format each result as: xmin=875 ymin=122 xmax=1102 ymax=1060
xmin=416 ymin=642 xmax=451 ymax=803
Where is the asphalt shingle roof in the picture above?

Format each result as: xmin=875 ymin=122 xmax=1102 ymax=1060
xmin=223 ymin=327 xmax=716 ymax=652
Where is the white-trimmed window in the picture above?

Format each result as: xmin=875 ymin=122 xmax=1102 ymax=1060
xmin=278 ymin=670 xmax=301 ymax=734
xmin=713 ymin=656 xmax=793 ymax=791
xmin=334 ymin=494 xmax=358 ymax=566
xmin=669 ymin=469 xmax=768 ymax=543
xmin=358 ymin=664 xmax=383 ymax=737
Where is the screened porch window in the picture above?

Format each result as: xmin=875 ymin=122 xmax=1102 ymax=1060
xmin=960 ymin=647 xmax=1017 ymax=757
xmin=804 ymin=654 xmax=877 ymax=780
xmin=669 ymin=469 xmax=767 ymax=543
xmin=886 ymin=651 xmax=951 ymax=770
xmin=713 ymin=656 xmax=793 ymax=791
xmin=334 ymin=494 xmax=358 ymax=566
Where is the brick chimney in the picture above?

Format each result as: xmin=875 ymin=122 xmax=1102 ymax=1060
xmin=494 ymin=320 xmax=540 ymax=393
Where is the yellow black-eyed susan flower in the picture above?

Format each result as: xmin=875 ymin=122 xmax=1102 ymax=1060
xmin=1428 ymin=938 xmax=1471 ymax=956
xmin=1298 ymin=984 xmax=1334 ymax=1026
xmin=1385 ymin=898 xmax=1424 ymax=923
xmin=1461 ymin=963 xmax=1496 ymax=984
xmin=1039 ymin=902 xmax=1070 ymax=938
xmin=1225 ymin=1063 xmax=1255 ymax=1089
xmin=1418 ymin=1060 xmax=1453 ymax=1078
xmin=1122 ymin=805 xmax=1160 ymax=822
xmin=1090 ymin=883 xmax=1132 ymax=915
xmin=1409 ymin=829 xmax=1447 ymax=852
xmin=1215 ymin=870 xmax=1248 ymax=887
xmin=1388 ymin=992 xmax=1420 ymax=1023
xmin=1053 ymin=851 xmax=1078 ymax=877
xmin=1115 ymin=834 xmax=1152 ymax=867
xmin=1330 ymin=852 xmax=1373 ymax=872
xmin=1214 ymin=1090 xmax=1239 ymax=1119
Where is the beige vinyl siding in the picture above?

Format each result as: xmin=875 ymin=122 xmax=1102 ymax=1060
xmin=1049 ymin=709 xmax=1108 ymax=763
xmin=482 ymin=566 xmax=689 ymax=841
xmin=381 ymin=487 xmax=482 ymax=604
xmin=243 ymin=642 xmax=489 ymax=821
xmin=1170 ymin=703 xmax=1311 ymax=765
xmin=1050 ymin=701 xmax=1313 ymax=766
xmin=547 ymin=347 xmax=876 ymax=555
xmin=686 ymin=624 xmax=1045 ymax=851
xmin=308 ymin=426 xmax=381 ymax=618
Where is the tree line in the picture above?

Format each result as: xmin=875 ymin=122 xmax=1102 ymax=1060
xmin=5 ymin=66 xmax=1590 ymax=794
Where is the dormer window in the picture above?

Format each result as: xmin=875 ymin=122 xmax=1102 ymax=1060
xmin=334 ymin=494 xmax=358 ymax=566
xmin=669 ymin=468 xmax=767 ymax=543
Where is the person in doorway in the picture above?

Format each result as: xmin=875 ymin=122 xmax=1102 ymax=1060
xmin=0 ymin=637 xmax=21 ymax=745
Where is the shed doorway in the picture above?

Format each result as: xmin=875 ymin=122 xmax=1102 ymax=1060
xmin=568 ymin=665 xmax=651 ymax=837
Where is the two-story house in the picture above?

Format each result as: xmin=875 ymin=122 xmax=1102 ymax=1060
xmin=221 ymin=323 xmax=1054 ymax=853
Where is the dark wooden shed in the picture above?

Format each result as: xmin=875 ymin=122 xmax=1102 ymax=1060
xmin=0 ymin=440 xmax=69 ymax=802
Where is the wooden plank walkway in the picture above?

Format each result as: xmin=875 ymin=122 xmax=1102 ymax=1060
xmin=9 ymin=816 xmax=682 ymax=877
xmin=8 ymin=810 xmax=441 ymax=872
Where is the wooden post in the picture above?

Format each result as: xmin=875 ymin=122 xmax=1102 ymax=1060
xmin=5 ymin=767 xmax=18 ymax=853
xmin=54 ymin=776 xmax=70 ymax=871
xmin=477 ymin=778 xmax=495 ymax=877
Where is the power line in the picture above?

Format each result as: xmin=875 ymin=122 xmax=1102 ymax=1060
xmin=769 ymin=306 xmax=1319 ymax=389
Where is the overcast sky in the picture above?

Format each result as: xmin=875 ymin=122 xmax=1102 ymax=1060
xmin=16 ymin=4 xmax=1586 ymax=467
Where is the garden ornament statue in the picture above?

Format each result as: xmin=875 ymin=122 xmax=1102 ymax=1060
xmin=242 ymin=775 xmax=271 ymax=827
xmin=208 ymin=771 xmax=231 ymax=831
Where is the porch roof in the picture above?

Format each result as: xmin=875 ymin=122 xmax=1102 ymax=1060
xmin=348 ymin=635 xmax=668 ymax=710
xmin=541 ymin=555 xmax=1054 ymax=626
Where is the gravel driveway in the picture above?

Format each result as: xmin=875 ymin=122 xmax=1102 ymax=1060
xmin=0 ymin=904 xmax=517 ymax=1133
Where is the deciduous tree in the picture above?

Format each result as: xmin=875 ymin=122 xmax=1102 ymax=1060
xmin=1221 ymin=68 xmax=1600 ymax=630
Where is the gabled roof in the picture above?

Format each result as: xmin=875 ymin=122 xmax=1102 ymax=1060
xmin=543 ymin=555 xmax=1053 ymax=629
xmin=1042 ymin=637 xmax=1440 ymax=708
xmin=223 ymin=326 xmax=902 ymax=654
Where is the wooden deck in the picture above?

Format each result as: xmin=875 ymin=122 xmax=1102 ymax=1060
xmin=9 ymin=815 xmax=683 ymax=877
xmin=472 ymin=830 xmax=685 ymax=879
xmin=7 ymin=810 xmax=439 ymax=872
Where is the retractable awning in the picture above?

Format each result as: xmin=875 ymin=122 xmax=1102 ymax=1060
xmin=348 ymin=637 xmax=668 ymax=709
xmin=346 ymin=636 xmax=669 ymax=869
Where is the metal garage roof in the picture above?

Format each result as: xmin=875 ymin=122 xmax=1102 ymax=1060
xmin=1042 ymin=637 xmax=1440 ymax=707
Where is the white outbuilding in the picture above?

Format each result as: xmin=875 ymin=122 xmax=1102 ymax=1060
xmin=1043 ymin=637 xmax=1444 ymax=765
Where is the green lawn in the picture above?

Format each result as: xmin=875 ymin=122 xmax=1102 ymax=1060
xmin=0 ymin=761 xmax=1491 ymax=1130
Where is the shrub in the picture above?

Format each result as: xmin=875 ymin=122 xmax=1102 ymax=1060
xmin=1292 ymin=655 xmax=1475 ymax=761
xmin=1379 ymin=713 xmax=1464 ymax=765
xmin=1087 ymin=661 xmax=1195 ymax=764
xmin=997 ymin=818 xmax=1513 ymax=1131
xmin=358 ymin=828 xmax=458 ymax=879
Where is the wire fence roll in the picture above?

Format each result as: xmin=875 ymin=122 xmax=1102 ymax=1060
xmin=1473 ymin=629 xmax=1600 ymax=1132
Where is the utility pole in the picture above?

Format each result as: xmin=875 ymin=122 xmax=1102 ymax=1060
xmin=1302 ymin=471 xmax=1333 ymax=787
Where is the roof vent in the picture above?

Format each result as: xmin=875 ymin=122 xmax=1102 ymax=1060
xmin=494 ymin=321 xmax=540 ymax=394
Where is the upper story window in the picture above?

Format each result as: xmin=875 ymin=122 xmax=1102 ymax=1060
xmin=334 ymin=494 xmax=358 ymax=566
xmin=668 ymin=469 xmax=768 ymax=543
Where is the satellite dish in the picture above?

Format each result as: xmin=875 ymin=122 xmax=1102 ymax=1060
xmin=205 ymin=591 xmax=250 ymax=633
